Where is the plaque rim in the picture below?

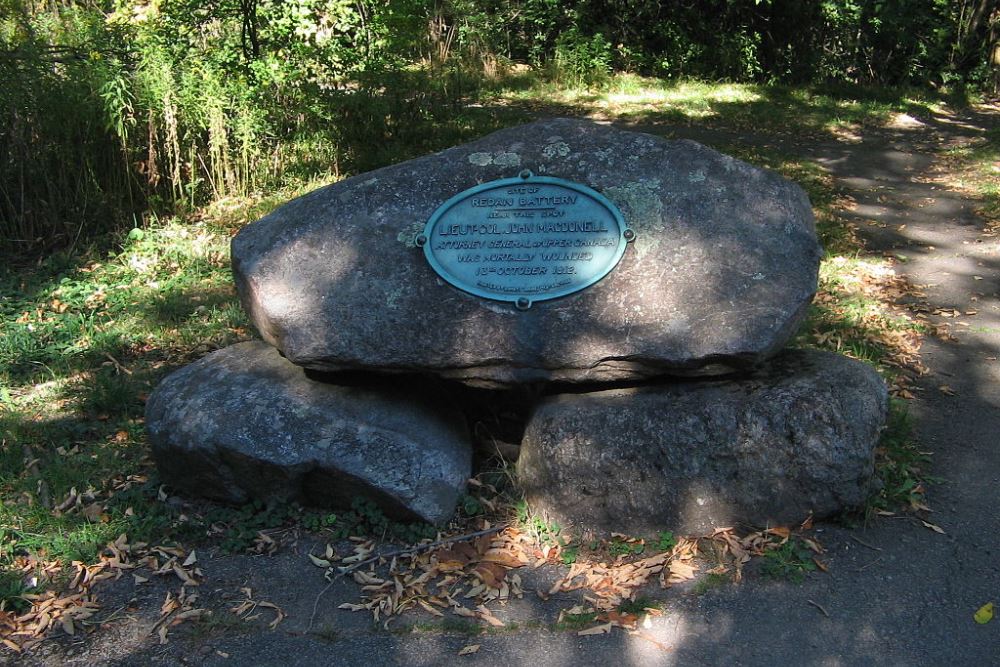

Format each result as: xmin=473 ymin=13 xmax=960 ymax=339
xmin=421 ymin=173 xmax=631 ymax=307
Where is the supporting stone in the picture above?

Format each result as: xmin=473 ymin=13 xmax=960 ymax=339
xmin=517 ymin=350 xmax=888 ymax=535
xmin=145 ymin=342 xmax=473 ymax=525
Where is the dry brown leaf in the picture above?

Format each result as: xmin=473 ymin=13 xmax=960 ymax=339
xmin=578 ymin=622 xmax=613 ymax=636
xmin=476 ymin=605 xmax=505 ymax=628
xmin=458 ymin=644 xmax=481 ymax=656
xmin=81 ymin=503 xmax=105 ymax=522
xmin=472 ymin=562 xmax=507 ymax=589
xmin=417 ymin=599 xmax=444 ymax=617
xmin=766 ymin=526 xmax=791 ymax=541
xmin=667 ymin=560 xmax=697 ymax=580
xmin=480 ymin=550 xmax=527 ymax=568
xmin=171 ymin=563 xmax=198 ymax=586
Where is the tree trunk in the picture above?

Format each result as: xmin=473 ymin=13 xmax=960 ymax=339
xmin=990 ymin=8 xmax=1000 ymax=94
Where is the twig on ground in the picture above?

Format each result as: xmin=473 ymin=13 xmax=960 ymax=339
xmin=857 ymin=557 xmax=883 ymax=572
xmin=105 ymin=353 xmax=133 ymax=375
xmin=850 ymin=535 xmax=882 ymax=551
xmin=305 ymin=523 xmax=507 ymax=632
xmin=807 ymin=599 xmax=830 ymax=618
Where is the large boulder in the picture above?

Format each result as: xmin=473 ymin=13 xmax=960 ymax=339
xmin=145 ymin=342 xmax=472 ymax=524
xmin=232 ymin=118 xmax=821 ymax=388
xmin=517 ymin=350 xmax=888 ymax=535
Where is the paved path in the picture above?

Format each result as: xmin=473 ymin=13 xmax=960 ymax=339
xmin=18 ymin=107 xmax=1000 ymax=667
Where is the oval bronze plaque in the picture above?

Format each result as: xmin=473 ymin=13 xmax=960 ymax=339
xmin=419 ymin=171 xmax=632 ymax=308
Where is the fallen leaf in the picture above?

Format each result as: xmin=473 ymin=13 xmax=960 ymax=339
xmin=452 ymin=605 xmax=478 ymax=618
xmin=578 ymin=622 xmax=613 ymax=636
xmin=921 ymin=521 xmax=946 ymax=534
xmin=182 ymin=551 xmax=197 ymax=567
xmin=417 ymin=599 xmax=444 ymax=617
xmin=476 ymin=605 xmax=505 ymax=627
xmin=938 ymin=385 xmax=956 ymax=396
xmin=308 ymin=554 xmax=332 ymax=568
xmin=458 ymin=644 xmax=481 ymax=656
xmin=766 ymin=526 xmax=791 ymax=540
xmin=974 ymin=602 xmax=994 ymax=625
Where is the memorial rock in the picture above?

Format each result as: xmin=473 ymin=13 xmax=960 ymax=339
xmin=145 ymin=342 xmax=472 ymax=524
xmin=232 ymin=118 xmax=822 ymax=388
xmin=517 ymin=350 xmax=888 ymax=535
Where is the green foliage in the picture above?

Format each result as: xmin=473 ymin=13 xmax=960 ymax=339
xmin=301 ymin=511 xmax=339 ymax=532
xmin=514 ymin=500 xmax=575 ymax=563
xmin=760 ymin=539 xmax=818 ymax=583
xmin=617 ymin=596 xmax=662 ymax=615
xmin=692 ymin=572 xmax=730 ymax=595
xmin=553 ymin=609 xmax=599 ymax=631
xmin=459 ymin=494 xmax=485 ymax=517
xmin=0 ymin=568 xmax=34 ymax=615
xmin=552 ymin=27 xmax=613 ymax=85
xmin=654 ymin=531 xmax=676 ymax=552
xmin=325 ymin=497 xmax=437 ymax=544
xmin=870 ymin=400 xmax=935 ymax=514
xmin=608 ymin=537 xmax=645 ymax=557
xmin=203 ymin=499 xmax=301 ymax=553
xmin=202 ymin=496 xmax=435 ymax=553
xmin=3 ymin=0 xmax=995 ymax=256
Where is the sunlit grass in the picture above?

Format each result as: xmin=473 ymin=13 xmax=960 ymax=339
xmin=938 ymin=125 xmax=1000 ymax=230
xmin=499 ymin=72 xmax=947 ymax=138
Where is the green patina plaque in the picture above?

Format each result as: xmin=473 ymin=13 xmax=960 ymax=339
xmin=418 ymin=171 xmax=633 ymax=309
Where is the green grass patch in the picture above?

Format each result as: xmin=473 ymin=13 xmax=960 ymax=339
xmin=500 ymin=74 xmax=951 ymax=139
xmin=617 ymin=596 xmax=664 ymax=615
xmin=869 ymin=400 xmax=934 ymax=515
xmin=553 ymin=610 xmax=600 ymax=632
xmin=760 ymin=539 xmax=818 ymax=583
xmin=939 ymin=124 xmax=1000 ymax=230
xmin=692 ymin=572 xmax=730 ymax=595
xmin=0 ymin=213 xmax=254 ymax=611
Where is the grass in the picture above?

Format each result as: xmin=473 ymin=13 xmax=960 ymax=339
xmin=498 ymin=73 xmax=952 ymax=139
xmin=0 ymin=75 xmax=968 ymax=617
xmin=938 ymin=125 xmax=1000 ymax=231
xmin=760 ymin=539 xmax=818 ymax=583
xmin=870 ymin=401 xmax=934 ymax=514
xmin=692 ymin=572 xmax=731 ymax=595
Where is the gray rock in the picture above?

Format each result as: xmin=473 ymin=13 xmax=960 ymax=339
xmin=232 ymin=118 xmax=821 ymax=388
xmin=145 ymin=342 xmax=472 ymax=524
xmin=517 ymin=350 xmax=888 ymax=536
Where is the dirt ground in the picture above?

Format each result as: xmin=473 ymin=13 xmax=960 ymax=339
xmin=10 ymin=105 xmax=1000 ymax=667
